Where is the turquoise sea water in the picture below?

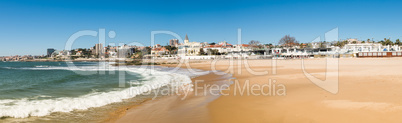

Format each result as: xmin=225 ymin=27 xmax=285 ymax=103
xmin=0 ymin=61 xmax=195 ymax=121
xmin=0 ymin=62 xmax=140 ymax=100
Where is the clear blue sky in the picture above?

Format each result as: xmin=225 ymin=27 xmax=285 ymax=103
xmin=1 ymin=0 xmax=402 ymax=56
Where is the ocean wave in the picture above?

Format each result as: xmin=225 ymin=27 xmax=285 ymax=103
xmin=0 ymin=67 xmax=13 ymax=69
xmin=0 ymin=66 xmax=195 ymax=118
xmin=34 ymin=65 xmax=50 ymax=68
xmin=10 ymin=64 xmax=211 ymax=78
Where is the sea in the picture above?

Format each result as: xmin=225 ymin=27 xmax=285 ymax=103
xmin=0 ymin=61 xmax=209 ymax=122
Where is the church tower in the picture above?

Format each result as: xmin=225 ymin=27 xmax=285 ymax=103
xmin=184 ymin=34 xmax=189 ymax=44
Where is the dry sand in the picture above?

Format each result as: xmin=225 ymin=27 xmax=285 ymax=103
xmin=115 ymin=58 xmax=402 ymax=123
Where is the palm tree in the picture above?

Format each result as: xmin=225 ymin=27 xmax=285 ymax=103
xmin=395 ymin=39 xmax=401 ymax=46
xmin=384 ymin=38 xmax=393 ymax=46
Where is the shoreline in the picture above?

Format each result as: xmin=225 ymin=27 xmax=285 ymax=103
xmin=99 ymin=64 xmax=232 ymax=123
xmin=113 ymin=65 xmax=233 ymax=123
xmin=0 ymin=62 xmax=213 ymax=122
xmin=114 ymin=58 xmax=402 ymax=123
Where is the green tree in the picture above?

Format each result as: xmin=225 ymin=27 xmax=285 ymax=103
xmin=320 ymin=41 xmax=327 ymax=48
xmin=199 ymin=48 xmax=205 ymax=55
xmin=384 ymin=38 xmax=393 ymax=46
xmin=207 ymin=49 xmax=219 ymax=55
xmin=164 ymin=45 xmax=177 ymax=55
xmin=265 ymin=43 xmax=273 ymax=47
xmin=214 ymin=49 xmax=220 ymax=55
xmin=334 ymin=41 xmax=345 ymax=47
xmin=379 ymin=40 xmax=385 ymax=46
xmin=395 ymin=39 xmax=401 ymax=46
xmin=144 ymin=47 xmax=152 ymax=54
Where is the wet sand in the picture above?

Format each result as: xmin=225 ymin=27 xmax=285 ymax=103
xmin=115 ymin=58 xmax=402 ymax=123
xmin=115 ymin=73 xmax=232 ymax=123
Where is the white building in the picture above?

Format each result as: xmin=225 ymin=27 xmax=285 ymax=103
xmin=151 ymin=47 xmax=169 ymax=57
xmin=232 ymin=44 xmax=252 ymax=52
xmin=178 ymin=34 xmax=202 ymax=57
xmin=203 ymin=41 xmax=233 ymax=54
xmin=117 ymin=45 xmax=132 ymax=58
xmin=341 ymin=42 xmax=401 ymax=54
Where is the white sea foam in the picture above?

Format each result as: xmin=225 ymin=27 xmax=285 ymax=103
xmin=0 ymin=64 xmax=200 ymax=118
xmin=0 ymin=67 xmax=13 ymax=69
xmin=34 ymin=65 xmax=50 ymax=68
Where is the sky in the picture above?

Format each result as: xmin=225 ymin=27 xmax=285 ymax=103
xmin=1 ymin=0 xmax=402 ymax=56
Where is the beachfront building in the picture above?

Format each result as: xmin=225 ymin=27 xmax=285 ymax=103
xmin=75 ymin=51 xmax=83 ymax=56
xmin=274 ymin=48 xmax=310 ymax=59
xmin=227 ymin=44 xmax=253 ymax=54
xmin=169 ymin=39 xmax=179 ymax=47
xmin=232 ymin=44 xmax=252 ymax=52
xmin=151 ymin=47 xmax=169 ymax=57
xmin=104 ymin=45 xmax=134 ymax=60
xmin=117 ymin=45 xmax=133 ymax=59
xmin=224 ymin=44 xmax=255 ymax=59
xmin=349 ymin=42 xmax=402 ymax=58
xmin=178 ymin=34 xmax=202 ymax=57
xmin=271 ymin=48 xmax=283 ymax=56
xmin=342 ymin=39 xmax=401 ymax=52
xmin=107 ymin=51 xmax=117 ymax=59
xmin=54 ymin=50 xmax=72 ymax=59
xmin=202 ymin=41 xmax=233 ymax=55
xmin=343 ymin=43 xmax=383 ymax=53
xmin=309 ymin=41 xmax=331 ymax=49
xmin=47 ymin=48 xmax=55 ymax=57
xmin=94 ymin=43 xmax=104 ymax=57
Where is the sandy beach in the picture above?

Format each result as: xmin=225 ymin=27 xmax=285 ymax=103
xmin=113 ymin=58 xmax=402 ymax=123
